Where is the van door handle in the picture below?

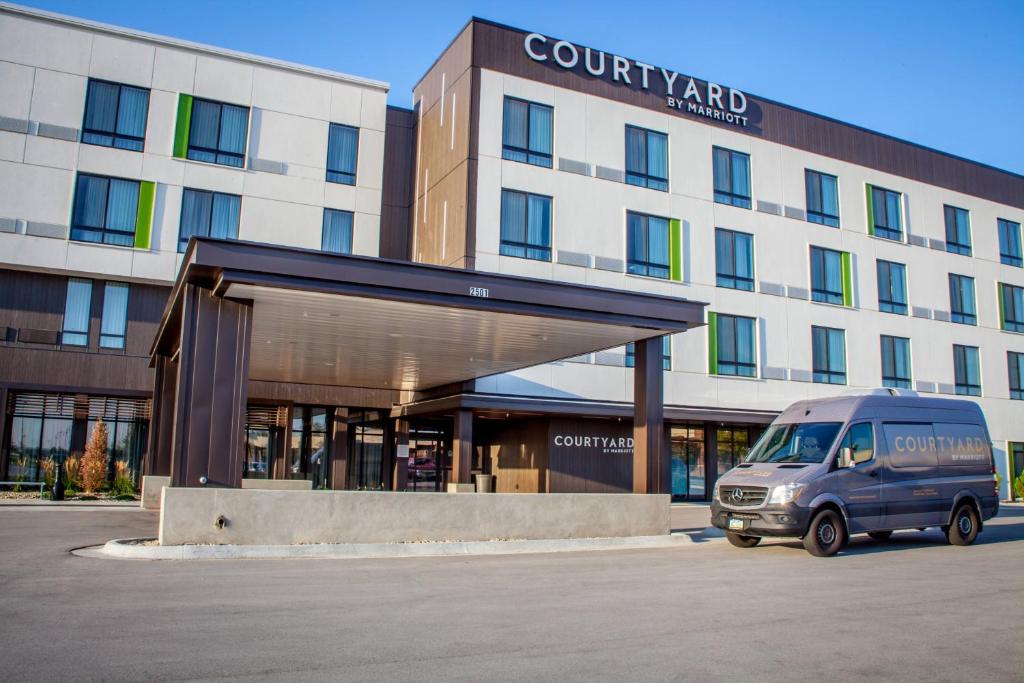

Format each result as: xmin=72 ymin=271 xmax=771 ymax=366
xmin=869 ymin=471 xmax=879 ymax=478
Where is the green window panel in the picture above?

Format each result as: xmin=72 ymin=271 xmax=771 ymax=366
xmin=865 ymin=184 xmax=875 ymax=236
xmin=669 ymin=218 xmax=682 ymax=281
xmin=134 ymin=181 xmax=155 ymax=249
xmin=172 ymin=94 xmax=193 ymax=159
xmin=707 ymin=311 xmax=718 ymax=375
xmin=841 ymin=251 xmax=853 ymax=307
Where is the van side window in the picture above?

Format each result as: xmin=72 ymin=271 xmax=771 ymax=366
xmin=839 ymin=423 xmax=874 ymax=465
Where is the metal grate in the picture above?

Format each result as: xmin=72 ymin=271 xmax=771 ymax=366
xmin=720 ymin=485 xmax=768 ymax=507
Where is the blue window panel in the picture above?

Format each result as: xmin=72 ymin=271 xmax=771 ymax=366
xmin=62 ymin=278 xmax=92 ymax=346
xmin=178 ymin=188 xmax=240 ymax=252
xmin=881 ymin=335 xmax=912 ymax=389
xmin=1003 ymin=283 xmax=1024 ymax=332
xmin=626 ymin=212 xmax=670 ymax=279
xmin=805 ymin=170 xmax=839 ymax=227
xmin=327 ymin=123 xmax=359 ymax=185
xmin=812 ymin=326 xmax=846 ymax=384
xmin=499 ymin=189 xmax=551 ymax=261
xmin=1009 ymin=351 xmax=1024 ymax=400
xmin=625 ymin=337 xmax=672 ymax=370
xmin=944 ymin=205 xmax=972 ymax=256
xmin=871 ymin=186 xmax=903 ymax=241
xmin=82 ymin=79 xmax=149 ymax=152
xmin=713 ymin=147 xmax=751 ymax=208
xmin=999 ymin=219 xmax=1023 ymax=267
xmin=501 ymin=97 xmax=553 ymax=168
xmin=954 ymin=345 xmax=982 ymax=396
xmin=187 ymin=98 xmax=248 ymax=168
xmin=715 ymin=228 xmax=754 ymax=291
xmin=810 ymin=246 xmax=843 ymax=304
xmin=949 ymin=274 xmax=977 ymax=325
xmin=717 ymin=314 xmax=757 ymax=377
xmin=322 ymin=209 xmax=354 ymax=254
xmin=625 ymin=126 xmax=668 ymax=191
xmin=877 ymin=260 xmax=907 ymax=314
xmin=100 ymin=282 xmax=129 ymax=349
xmin=70 ymin=174 xmax=139 ymax=247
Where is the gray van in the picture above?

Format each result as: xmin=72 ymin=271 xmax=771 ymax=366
xmin=710 ymin=391 xmax=1000 ymax=556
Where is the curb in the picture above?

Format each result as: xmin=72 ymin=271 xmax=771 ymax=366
xmin=96 ymin=530 xmax=726 ymax=561
xmin=0 ymin=500 xmax=142 ymax=508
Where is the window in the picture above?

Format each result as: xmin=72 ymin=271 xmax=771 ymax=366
xmin=326 ymin=123 xmax=359 ymax=185
xmin=812 ymin=326 xmax=846 ymax=384
xmin=81 ymin=79 xmax=149 ymax=151
xmin=71 ymin=174 xmax=139 ymax=247
xmin=876 ymin=260 xmax=907 ymax=314
xmin=178 ymin=188 xmax=241 ymax=252
xmin=998 ymin=219 xmax=1022 ymax=267
xmin=322 ymin=209 xmax=353 ymax=254
xmin=100 ymin=282 xmax=129 ymax=349
xmin=712 ymin=147 xmax=751 ymax=208
xmin=1009 ymin=352 xmax=1024 ymax=400
xmin=1001 ymin=283 xmax=1024 ymax=332
xmin=625 ymin=126 xmax=668 ymax=191
xmin=499 ymin=189 xmax=551 ymax=261
xmin=805 ymin=170 xmax=839 ymax=227
xmin=837 ymin=423 xmax=874 ymax=467
xmin=625 ymin=337 xmax=672 ymax=370
xmin=501 ymin=97 xmax=553 ymax=168
xmin=948 ymin=274 xmax=977 ymax=325
xmin=944 ymin=205 xmax=972 ymax=256
xmin=187 ymin=98 xmax=248 ymax=167
xmin=881 ymin=335 xmax=912 ymax=389
xmin=869 ymin=186 xmax=902 ymax=241
xmin=810 ymin=246 xmax=844 ymax=305
xmin=953 ymin=344 xmax=981 ymax=396
xmin=714 ymin=314 xmax=756 ymax=377
xmin=61 ymin=278 xmax=92 ymax=346
xmin=715 ymin=228 xmax=754 ymax=291
xmin=626 ymin=212 xmax=670 ymax=278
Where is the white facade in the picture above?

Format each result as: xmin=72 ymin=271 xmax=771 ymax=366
xmin=0 ymin=4 xmax=389 ymax=285
xmin=469 ymin=69 xmax=1024 ymax=496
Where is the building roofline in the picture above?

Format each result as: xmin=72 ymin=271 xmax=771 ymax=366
xmin=466 ymin=16 xmax=1022 ymax=182
xmin=0 ymin=2 xmax=390 ymax=92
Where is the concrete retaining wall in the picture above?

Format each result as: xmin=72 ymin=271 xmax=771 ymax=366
xmin=240 ymin=479 xmax=312 ymax=491
xmin=158 ymin=489 xmax=670 ymax=546
xmin=140 ymin=475 xmax=170 ymax=510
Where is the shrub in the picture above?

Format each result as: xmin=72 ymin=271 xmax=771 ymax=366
xmin=62 ymin=455 xmax=80 ymax=493
xmin=39 ymin=458 xmax=56 ymax=489
xmin=80 ymin=420 xmax=110 ymax=495
xmin=111 ymin=460 xmax=136 ymax=497
xmin=1014 ymin=472 xmax=1024 ymax=502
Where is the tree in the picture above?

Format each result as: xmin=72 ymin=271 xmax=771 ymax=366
xmin=80 ymin=420 xmax=110 ymax=495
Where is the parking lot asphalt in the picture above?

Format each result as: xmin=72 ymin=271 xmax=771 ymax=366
xmin=0 ymin=503 xmax=1021 ymax=682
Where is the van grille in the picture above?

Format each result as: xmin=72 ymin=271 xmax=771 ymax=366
xmin=720 ymin=485 xmax=768 ymax=507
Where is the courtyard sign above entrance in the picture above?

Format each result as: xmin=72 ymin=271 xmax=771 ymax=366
xmin=523 ymin=33 xmax=750 ymax=128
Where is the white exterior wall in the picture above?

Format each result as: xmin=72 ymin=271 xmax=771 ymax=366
xmin=473 ymin=69 xmax=1024 ymax=496
xmin=0 ymin=7 xmax=388 ymax=285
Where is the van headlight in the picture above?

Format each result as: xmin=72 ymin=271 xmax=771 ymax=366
xmin=712 ymin=484 xmax=720 ymax=501
xmin=768 ymin=483 xmax=805 ymax=505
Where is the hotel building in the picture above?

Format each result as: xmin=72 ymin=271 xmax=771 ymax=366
xmin=1 ymin=4 xmax=1022 ymax=499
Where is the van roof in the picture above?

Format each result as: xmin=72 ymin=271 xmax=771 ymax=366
xmin=777 ymin=394 xmax=985 ymax=425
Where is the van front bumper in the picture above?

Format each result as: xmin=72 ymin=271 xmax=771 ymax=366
xmin=711 ymin=500 xmax=812 ymax=538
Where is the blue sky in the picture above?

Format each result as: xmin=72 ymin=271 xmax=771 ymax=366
xmin=17 ymin=0 xmax=1024 ymax=174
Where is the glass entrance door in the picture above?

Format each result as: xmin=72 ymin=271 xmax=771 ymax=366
xmin=406 ymin=423 xmax=450 ymax=491
xmin=670 ymin=426 xmax=706 ymax=501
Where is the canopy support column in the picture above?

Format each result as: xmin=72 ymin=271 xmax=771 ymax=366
xmin=449 ymin=409 xmax=474 ymax=491
xmin=633 ymin=336 xmax=668 ymax=494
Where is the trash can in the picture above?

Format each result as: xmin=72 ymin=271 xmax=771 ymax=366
xmin=474 ymin=474 xmax=493 ymax=493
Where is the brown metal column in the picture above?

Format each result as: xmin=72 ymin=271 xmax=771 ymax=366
xmin=169 ymin=285 xmax=253 ymax=488
xmin=633 ymin=336 xmax=668 ymax=494
xmin=393 ymin=418 xmax=409 ymax=491
xmin=704 ymin=422 xmax=719 ymax=500
xmin=329 ymin=407 xmax=349 ymax=490
xmin=145 ymin=354 xmax=176 ymax=477
xmin=451 ymin=409 xmax=473 ymax=486
xmin=0 ymin=387 xmax=8 ymax=478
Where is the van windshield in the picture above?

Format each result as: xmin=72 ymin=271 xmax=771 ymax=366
xmin=745 ymin=422 xmax=843 ymax=464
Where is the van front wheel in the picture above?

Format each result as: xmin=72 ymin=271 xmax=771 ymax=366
xmin=726 ymin=532 xmax=761 ymax=548
xmin=803 ymin=509 xmax=845 ymax=557
xmin=946 ymin=504 xmax=979 ymax=546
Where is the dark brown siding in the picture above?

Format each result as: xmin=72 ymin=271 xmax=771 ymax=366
xmin=379 ymin=106 xmax=417 ymax=261
xmin=470 ymin=20 xmax=1024 ymax=209
xmin=0 ymin=269 xmax=169 ymax=394
xmin=482 ymin=417 xmax=548 ymax=493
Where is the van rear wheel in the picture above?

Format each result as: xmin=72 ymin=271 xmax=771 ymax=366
xmin=803 ymin=509 xmax=845 ymax=557
xmin=946 ymin=504 xmax=979 ymax=546
xmin=726 ymin=532 xmax=761 ymax=548
xmin=868 ymin=530 xmax=893 ymax=541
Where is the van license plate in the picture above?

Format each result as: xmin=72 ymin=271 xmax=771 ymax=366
xmin=728 ymin=518 xmax=746 ymax=531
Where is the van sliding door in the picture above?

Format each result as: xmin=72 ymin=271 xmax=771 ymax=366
xmin=880 ymin=423 xmax=943 ymax=529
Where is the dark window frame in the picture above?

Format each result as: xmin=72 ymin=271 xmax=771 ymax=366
xmin=626 ymin=211 xmax=671 ymax=279
xmin=321 ymin=208 xmax=354 ymax=254
xmin=99 ymin=281 xmax=129 ymax=350
xmin=949 ymin=273 xmax=977 ymax=325
xmin=880 ymin=335 xmax=912 ymax=389
xmin=499 ymin=188 xmax=552 ymax=262
xmin=80 ymin=78 xmax=150 ymax=152
xmin=186 ymin=97 xmax=249 ymax=168
xmin=954 ymin=344 xmax=982 ymax=396
xmin=876 ymin=259 xmax=908 ymax=315
xmin=326 ymin=123 xmax=359 ymax=185
xmin=871 ymin=186 xmax=903 ymax=241
xmin=712 ymin=146 xmax=751 ymax=209
xmin=716 ymin=314 xmax=757 ymax=377
xmin=61 ymin=277 xmax=93 ymax=347
xmin=70 ymin=172 xmax=139 ymax=247
xmin=805 ymin=169 xmax=840 ymax=227
xmin=1009 ymin=351 xmax=1024 ymax=400
xmin=177 ymin=187 xmax=242 ymax=253
xmin=625 ymin=125 xmax=668 ymax=191
xmin=944 ymin=204 xmax=972 ymax=256
xmin=501 ymin=96 xmax=553 ymax=169
xmin=1002 ymin=282 xmax=1024 ymax=333
xmin=998 ymin=218 xmax=1023 ymax=267
xmin=810 ymin=246 xmax=844 ymax=305
xmin=812 ymin=326 xmax=847 ymax=385
xmin=715 ymin=227 xmax=754 ymax=291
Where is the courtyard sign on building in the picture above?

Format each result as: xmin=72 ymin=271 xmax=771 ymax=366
xmin=524 ymin=33 xmax=750 ymax=127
